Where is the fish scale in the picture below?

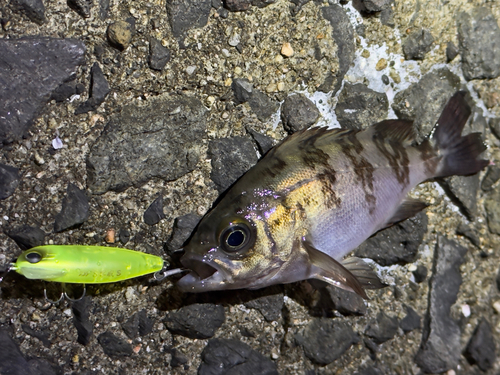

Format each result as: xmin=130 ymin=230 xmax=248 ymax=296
xmin=178 ymin=92 xmax=488 ymax=297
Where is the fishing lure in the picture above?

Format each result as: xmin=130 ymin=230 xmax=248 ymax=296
xmin=0 ymin=245 xmax=183 ymax=302
xmin=10 ymin=245 xmax=170 ymax=284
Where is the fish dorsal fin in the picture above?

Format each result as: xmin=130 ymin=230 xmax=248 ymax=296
xmin=341 ymin=257 xmax=386 ymax=290
xmin=303 ymin=239 xmax=368 ymax=299
xmin=371 ymin=120 xmax=416 ymax=145
xmin=268 ymin=126 xmax=354 ymax=157
xmin=379 ymin=197 xmax=428 ymax=230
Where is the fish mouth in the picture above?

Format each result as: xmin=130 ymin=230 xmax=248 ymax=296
xmin=177 ymin=255 xmax=227 ymax=292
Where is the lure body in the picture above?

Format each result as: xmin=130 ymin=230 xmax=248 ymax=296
xmin=12 ymin=245 xmax=164 ymax=284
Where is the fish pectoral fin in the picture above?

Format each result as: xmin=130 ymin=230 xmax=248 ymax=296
xmin=379 ymin=198 xmax=428 ymax=230
xmin=303 ymin=240 xmax=368 ymax=299
xmin=342 ymin=257 xmax=386 ymax=290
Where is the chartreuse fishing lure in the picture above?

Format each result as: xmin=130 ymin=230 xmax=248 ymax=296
xmin=1 ymin=245 xmax=182 ymax=302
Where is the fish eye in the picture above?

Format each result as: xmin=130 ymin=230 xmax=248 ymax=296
xmin=220 ymin=223 xmax=254 ymax=254
xmin=25 ymin=251 xmax=42 ymax=264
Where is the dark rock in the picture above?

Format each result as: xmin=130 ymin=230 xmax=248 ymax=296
xmin=251 ymin=0 xmax=276 ymax=7
xmin=326 ymin=285 xmax=366 ymax=316
xmin=165 ymin=303 xmax=225 ymax=339
xmin=439 ymin=174 xmax=480 ymax=220
xmin=497 ymin=267 xmax=500 ymax=292
xmin=281 ymin=94 xmax=320 ymax=134
xmin=11 ymin=0 xmax=45 ymax=24
xmin=122 ymin=310 xmax=154 ymax=339
xmin=21 ymin=324 xmax=51 ymax=347
xmin=485 ymin=189 xmax=500 ymax=235
xmin=364 ymin=337 xmax=379 ymax=360
xmin=232 ymin=78 xmax=253 ymax=103
xmin=199 ymin=338 xmax=278 ymax=375
xmin=51 ymin=81 xmax=80 ymax=102
xmin=208 ymin=136 xmax=258 ymax=193
xmin=87 ymin=94 xmax=207 ymax=194
xmin=364 ymin=311 xmax=398 ymax=344
xmin=143 ymin=195 xmax=165 ymax=226
xmin=354 ymin=366 xmax=384 ymax=375
xmin=232 ymin=79 xmax=278 ymax=122
xmin=415 ymin=236 xmax=467 ymax=373
xmin=402 ymin=29 xmax=434 ymax=60
xmin=0 ymin=38 xmax=85 ymax=145
xmin=166 ymin=0 xmax=211 ymax=41
xmin=481 ymin=165 xmax=500 ymax=191
xmin=107 ymin=20 xmax=134 ymax=50
xmin=464 ymin=318 xmax=496 ymax=371
xmin=0 ymin=164 xmax=20 ymax=199
xmin=456 ymin=223 xmax=480 ymax=248
xmin=296 ymin=318 xmax=358 ymax=365
xmin=54 ymin=183 xmax=90 ymax=232
xmin=0 ymin=329 xmax=31 ymax=374
xmin=244 ymin=293 xmax=283 ymax=322
xmin=170 ymin=348 xmax=189 ymax=368
xmin=75 ymin=62 xmax=110 ymax=114
xmin=224 ymin=0 xmax=251 ymax=11
xmin=381 ymin=74 xmax=389 ymax=85
xmin=165 ymin=213 xmax=201 ymax=253
xmin=97 ymin=331 xmax=133 ymax=357
xmin=392 ymin=68 xmax=461 ymax=141
xmin=246 ymin=127 xmax=275 ymax=155
xmin=380 ymin=7 xmax=395 ymax=27
xmin=412 ymin=264 xmax=428 ymax=283
xmin=489 ymin=117 xmax=500 ymax=140
xmin=6 ymin=225 xmax=46 ymax=250
xmin=446 ymin=41 xmax=459 ymax=62
xmin=399 ymin=305 xmax=421 ymax=333
xmin=72 ymin=296 xmax=93 ymax=345
xmin=359 ymin=0 xmax=391 ymax=12
xmin=335 ymin=83 xmax=388 ymax=130
xmin=119 ymin=228 xmax=130 ymax=244
xmin=356 ymin=24 xmax=366 ymax=37
xmin=99 ymin=0 xmax=109 ymax=19
xmin=67 ymin=0 xmax=92 ymax=18
xmin=457 ymin=7 xmax=500 ymax=80
xmin=354 ymin=211 xmax=427 ymax=266
xmin=320 ymin=5 xmax=355 ymax=94
xmin=28 ymin=358 xmax=59 ymax=375
xmin=149 ymin=38 xmax=171 ymax=71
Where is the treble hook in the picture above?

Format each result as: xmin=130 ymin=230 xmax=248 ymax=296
xmin=44 ymin=283 xmax=86 ymax=304
xmin=0 ymin=261 xmax=15 ymax=283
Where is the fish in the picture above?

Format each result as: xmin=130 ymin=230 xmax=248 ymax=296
xmin=177 ymin=91 xmax=488 ymax=297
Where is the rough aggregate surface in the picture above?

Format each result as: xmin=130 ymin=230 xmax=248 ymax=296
xmin=1 ymin=0 xmax=500 ymax=374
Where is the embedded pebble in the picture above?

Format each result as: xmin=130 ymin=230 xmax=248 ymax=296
xmin=107 ymin=20 xmax=134 ymax=50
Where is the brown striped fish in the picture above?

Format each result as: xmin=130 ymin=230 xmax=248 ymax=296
xmin=178 ymin=92 xmax=488 ymax=297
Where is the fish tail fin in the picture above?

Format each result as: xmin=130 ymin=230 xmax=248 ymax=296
xmin=429 ymin=91 xmax=488 ymax=178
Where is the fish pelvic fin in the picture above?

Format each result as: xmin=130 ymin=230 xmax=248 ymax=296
xmin=303 ymin=240 xmax=368 ymax=299
xmin=427 ymin=91 xmax=488 ymax=178
xmin=341 ymin=257 xmax=387 ymax=290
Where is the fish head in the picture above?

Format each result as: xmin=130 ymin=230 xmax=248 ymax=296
xmin=177 ymin=193 xmax=291 ymax=292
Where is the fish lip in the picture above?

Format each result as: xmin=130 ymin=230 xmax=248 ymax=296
xmin=177 ymin=254 xmax=226 ymax=292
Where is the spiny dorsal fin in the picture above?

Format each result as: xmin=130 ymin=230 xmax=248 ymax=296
xmin=371 ymin=119 xmax=416 ymax=145
xmin=303 ymin=239 xmax=368 ymax=299
xmin=379 ymin=198 xmax=429 ymax=230
xmin=267 ymin=126 xmax=354 ymax=158
xmin=342 ymin=257 xmax=386 ymax=290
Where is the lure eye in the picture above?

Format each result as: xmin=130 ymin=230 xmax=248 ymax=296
xmin=25 ymin=252 xmax=42 ymax=264
xmin=220 ymin=223 xmax=254 ymax=255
